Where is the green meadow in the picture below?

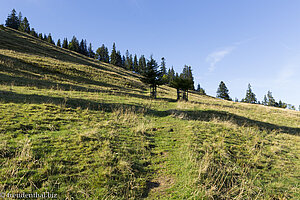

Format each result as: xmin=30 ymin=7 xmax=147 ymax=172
xmin=0 ymin=27 xmax=299 ymax=199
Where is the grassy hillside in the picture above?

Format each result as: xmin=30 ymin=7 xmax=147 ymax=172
xmin=0 ymin=27 xmax=299 ymax=199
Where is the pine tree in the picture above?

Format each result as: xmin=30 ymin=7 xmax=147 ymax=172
xmin=266 ymin=91 xmax=276 ymax=106
xmin=30 ymin=28 xmax=38 ymax=37
xmin=122 ymin=56 xmax=126 ymax=67
xmin=79 ymin=39 xmax=88 ymax=56
xmin=5 ymin=9 xmax=20 ymax=29
xmin=133 ymin=54 xmax=139 ymax=72
xmin=180 ymin=65 xmax=194 ymax=100
xmin=171 ymin=73 xmax=184 ymax=100
xmin=38 ymin=33 xmax=43 ymax=40
xmin=139 ymin=55 xmax=146 ymax=74
xmin=168 ymin=67 xmax=175 ymax=85
xmin=217 ymin=81 xmax=231 ymax=100
xmin=262 ymin=95 xmax=268 ymax=106
xmin=88 ymin=43 xmax=95 ymax=58
xmin=116 ymin=51 xmax=123 ymax=67
xmin=160 ymin=57 xmax=167 ymax=75
xmin=18 ymin=12 xmax=22 ymax=27
xmin=18 ymin=17 xmax=30 ymax=33
xmin=62 ymin=38 xmax=68 ymax=49
xmin=140 ymin=55 xmax=161 ymax=98
xmin=110 ymin=43 xmax=118 ymax=65
xmin=196 ymin=84 xmax=201 ymax=92
xmin=242 ymin=83 xmax=257 ymax=104
xmin=47 ymin=33 xmax=55 ymax=44
xmin=96 ymin=44 xmax=109 ymax=63
xmin=68 ymin=36 xmax=79 ymax=52
xmin=125 ymin=50 xmax=133 ymax=70
xmin=57 ymin=39 xmax=61 ymax=47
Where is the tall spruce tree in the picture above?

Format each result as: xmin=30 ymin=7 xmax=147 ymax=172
xmin=160 ymin=57 xmax=167 ymax=75
xmin=266 ymin=91 xmax=276 ymax=106
xmin=18 ymin=17 xmax=30 ymax=33
xmin=168 ymin=67 xmax=175 ymax=85
xmin=47 ymin=33 xmax=55 ymax=44
xmin=179 ymin=65 xmax=194 ymax=100
xmin=30 ymin=28 xmax=38 ymax=37
xmin=171 ymin=73 xmax=184 ymax=100
xmin=139 ymin=55 xmax=146 ymax=74
xmin=116 ymin=51 xmax=123 ymax=67
xmin=38 ymin=33 xmax=43 ymax=40
xmin=125 ymin=50 xmax=133 ymax=70
xmin=68 ymin=36 xmax=79 ymax=52
xmin=88 ymin=43 xmax=95 ymax=58
xmin=96 ymin=44 xmax=109 ymax=63
xmin=242 ymin=83 xmax=257 ymax=103
xmin=62 ymin=38 xmax=68 ymax=49
xmin=5 ymin=9 xmax=20 ymax=29
xmin=133 ymin=54 xmax=139 ymax=72
xmin=110 ymin=43 xmax=118 ymax=65
xmin=140 ymin=55 xmax=161 ymax=98
xmin=217 ymin=81 xmax=231 ymax=100
xmin=56 ymin=39 xmax=61 ymax=47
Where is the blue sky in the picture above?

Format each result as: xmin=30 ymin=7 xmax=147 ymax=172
xmin=1 ymin=0 xmax=299 ymax=107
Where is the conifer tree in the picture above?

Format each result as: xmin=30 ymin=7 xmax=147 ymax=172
xmin=196 ymin=84 xmax=201 ymax=92
xmin=95 ymin=44 xmax=109 ymax=63
xmin=56 ymin=39 xmax=61 ymax=47
xmin=140 ymin=55 xmax=161 ymax=98
xmin=265 ymin=91 xmax=276 ymax=106
xmin=122 ymin=56 xmax=126 ymax=67
xmin=160 ymin=57 xmax=167 ymax=75
xmin=180 ymin=65 xmax=194 ymax=100
xmin=62 ymin=38 xmax=68 ymax=49
xmin=262 ymin=95 xmax=268 ymax=106
xmin=88 ymin=43 xmax=95 ymax=58
xmin=79 ymin=39 xmax=88 ymax=56
xmin=125 ymin=50 xmax=133 ymax=70
xmin=168 ymin=67 xmax=175 ymax=85
xmin=110 ymin=43 xmax=118 ymax=65
xmin=133 ymin=54 xmax=139 ymax=72
xmin=116 ymin=51 xmax=123 ymax=67
xmin=68 ymin=36 xmax=79 ymax=52
xmin=38 ymin=33 xmax=43 ymax=40
xmin=171 ymin=73 xmax=183 ymax=100
xmin=5 ymin=9 xmax=20 ymax=29
xmin=242 ymin=83 xmax=257 ymax=103
xmin=217 ymin=81 xmax=231 ymax=100
xmin=18 ymin=17 xmax=30 ymax=33
xmin=47 ymin=33 xmax=55 ymax=44
xmin=139 ymin=55 xmax=146 ymax=74
xmin=18 ymin=12 xmax=22 ymax=27
xmin=30 ymin=28 xmax=38 ymax=37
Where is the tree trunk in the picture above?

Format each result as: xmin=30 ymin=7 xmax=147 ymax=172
xmin=186 ymin=90 xmax=188 ymax=101
xmin=182 ymin=90 xmax=186 ymax=101
xmin=177 ymin=88 xmax=180 ymax=101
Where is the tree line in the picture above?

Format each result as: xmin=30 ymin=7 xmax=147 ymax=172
xmin=216 ymin=81 xmax=298 ymax=110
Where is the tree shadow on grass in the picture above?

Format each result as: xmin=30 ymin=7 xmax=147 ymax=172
xmin=164 ymin=109 xmax=300 ymax=136
xmin=1 ymin=90 xmax=298 ymax=135
xmin=0 ymin=90 xmax=148 ymax=113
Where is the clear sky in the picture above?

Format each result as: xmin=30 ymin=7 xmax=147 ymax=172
xmin=1 ymin=0 xmax=299 ymax=107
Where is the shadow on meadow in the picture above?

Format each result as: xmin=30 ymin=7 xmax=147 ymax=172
xmin=166 ymin=109 xmax=300 ymax=135
xmin=1 ymin=90 xmax=298 ymax=135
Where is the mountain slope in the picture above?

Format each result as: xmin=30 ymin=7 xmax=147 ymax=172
xmin=0 ymin=27 xmax=299 ymax=199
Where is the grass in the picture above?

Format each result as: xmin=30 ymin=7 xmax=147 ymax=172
xmin=0 ymin=27 xmax=299 ymax=199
